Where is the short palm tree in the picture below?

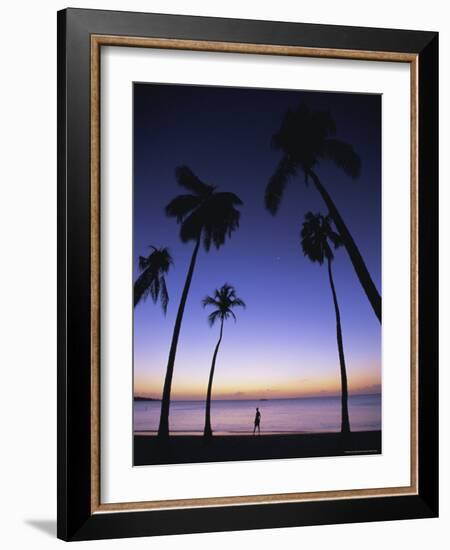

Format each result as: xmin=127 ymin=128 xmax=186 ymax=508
xmin=158 ymin=166 xmax=243 ymax=438
xmin=301 ymin=212 xmax=351 ymax=433
xmin=266 ymin=102 xmax=381 ymax=323
xmin=202 ymin=284 xmax=245 ymax=438
xmin=133 ymin=246 xmax=173 ymax=313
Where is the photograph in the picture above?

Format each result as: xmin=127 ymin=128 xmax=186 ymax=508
xmin=132 ymin=82 xmax=382 ymax=466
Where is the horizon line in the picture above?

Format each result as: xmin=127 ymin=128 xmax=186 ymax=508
xmin=134 ymin=391 xmax=381 ymax=402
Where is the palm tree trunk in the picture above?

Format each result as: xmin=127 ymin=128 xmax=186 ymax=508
xmin=204 ymin=319 xmax=224 ymax=438
xmin=327 ymin=257 xmax=351 ymax=434
xmin=309 ymin=169 xmax=382 ymax=323
xmin=157 ymin=237 xmax=201 ymax=438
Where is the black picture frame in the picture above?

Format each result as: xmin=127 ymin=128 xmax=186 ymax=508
xmin=57 ymin=8 xmax=438 ymax=541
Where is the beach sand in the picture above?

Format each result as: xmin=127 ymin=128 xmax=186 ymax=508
xmin=134 ymin=430 xmax=381 ymax=466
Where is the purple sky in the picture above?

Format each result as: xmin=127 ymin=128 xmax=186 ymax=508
xmin=133 ymin=83 xmax=381 ymax=400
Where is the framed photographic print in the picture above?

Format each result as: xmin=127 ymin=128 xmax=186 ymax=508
xmin=57 ymin=8 xmax=438 ymax=541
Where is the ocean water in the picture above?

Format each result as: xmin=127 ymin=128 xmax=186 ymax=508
xmin=134 ymin=394 xmax=381 ymax=434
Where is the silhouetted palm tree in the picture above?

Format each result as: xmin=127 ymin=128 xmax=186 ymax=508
xmin=202 ymin=284 xmax=246 ymax=438
xmin=301 ymin=212 xmax=351 ymax=433
xmin=158 ymin=166 xmax=243 ymax=438
xmin=265 ymin=102 xmax=381 ymax=323
xmin=133 ymin=246 xmax=173 ymax=313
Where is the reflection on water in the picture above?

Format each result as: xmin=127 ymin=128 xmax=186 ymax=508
xmin=134 ymin=394 xmax=381 ymax=434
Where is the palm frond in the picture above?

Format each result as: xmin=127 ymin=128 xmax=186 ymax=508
xmin=202 ymin=295 xmax=220 ymax=308
xmin=158 ymin=247 xmax=174 ymax=272
xmin=203 ymin=283 xmax=245 ymax=326
xmin=212 ymin=191 xmax=243 ymax=207
xmin=150 ymin=275 xmax=160 ymax=303
xmin=179 ymin=208 xmax=204 ymax=243
xmin=324 ymin=215 xmax=343 ymax=249
xmin=218 ymin=283 xmax=234 ymax=298
xmin=323 ymin=138 xmax=361 ymax=179
xmin=271 ymin=108 xmax=295 ymax=152
xmin=311 ymin=109 xmax=336 ymax=138
xmin=269 ymin=102 xmax=360 ymax=188
xmin=175 ymin=165 xmax=214 ymax=196
xmin=165 ymin=194 xmax=203 ymax=222
xmin=168 ymin=167 xmax=243 ymax=250
xmin=265 ymin=155 xmax=297 ymax=215
xmin=227 ymin=310 xmax=237 ymax=322
xmin=208 ymin=310 xmax=222 ymax=327
xmin=198 ymin=193 xmax=242 ymax=251
xmin=160 ymin=276 xmax=169 ymax=314
xmin=138 ymin=255 xmax=149 ymax=271
xmin=301 ymin=211 xmax=342 ymax=265
xmin=133 ymin=268 xmax=154 ymax=307
xmin=133 ymin=246 xmax=173 ymax=310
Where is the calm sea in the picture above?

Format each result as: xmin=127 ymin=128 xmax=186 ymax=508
xmin=134 ymin=394 xmax=381 ymax=434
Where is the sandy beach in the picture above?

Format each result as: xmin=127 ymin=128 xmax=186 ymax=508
xmin=134 ymin=430 xmax=381 ymax=466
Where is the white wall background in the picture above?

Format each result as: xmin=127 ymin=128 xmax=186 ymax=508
xmin=0 ymin=1 xmax=446 ymax=548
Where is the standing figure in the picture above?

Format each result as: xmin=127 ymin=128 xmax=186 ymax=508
xmin=253 ymin=407 xmax=261 ymax=435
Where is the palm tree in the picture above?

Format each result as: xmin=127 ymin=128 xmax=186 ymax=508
xmin=202 ymin=284 xmax=246 ymax=437
xmin=265 ymin=102 xmax=381 ymax=323
xmin=301 ymin=212 xmax=350 ymax=434
xmin=158 ymin=166 xmax=243 ymax=438
xmin=133 ymin=246 xmax=173 ymax=313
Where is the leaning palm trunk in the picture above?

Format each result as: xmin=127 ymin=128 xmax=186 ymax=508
xmin=327 ymin=257 xmax=351 ymax=434
xmin=158 ymin=237 xmax=201 ymax=438
xmin=203 ymin=319 xmax=224 ymax=438
xmin=309 ymin=170 xmax=381 ymax=323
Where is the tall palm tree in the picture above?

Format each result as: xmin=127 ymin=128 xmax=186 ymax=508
xmin=265 ymin=102 xmax=381 ymax=323
xmin=202 ymin=284 xmax=246 ymax=438
xmin=301 ymin=212 xmax=351 ymax=433
xmin=158 ymin=166 xmax=243 ymax=438
xmin=133 ymin=246 xmax=173 ymax=313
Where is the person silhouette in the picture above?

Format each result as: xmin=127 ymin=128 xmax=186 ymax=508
xmin=253 ymin=407 xmax=261 ymax=435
